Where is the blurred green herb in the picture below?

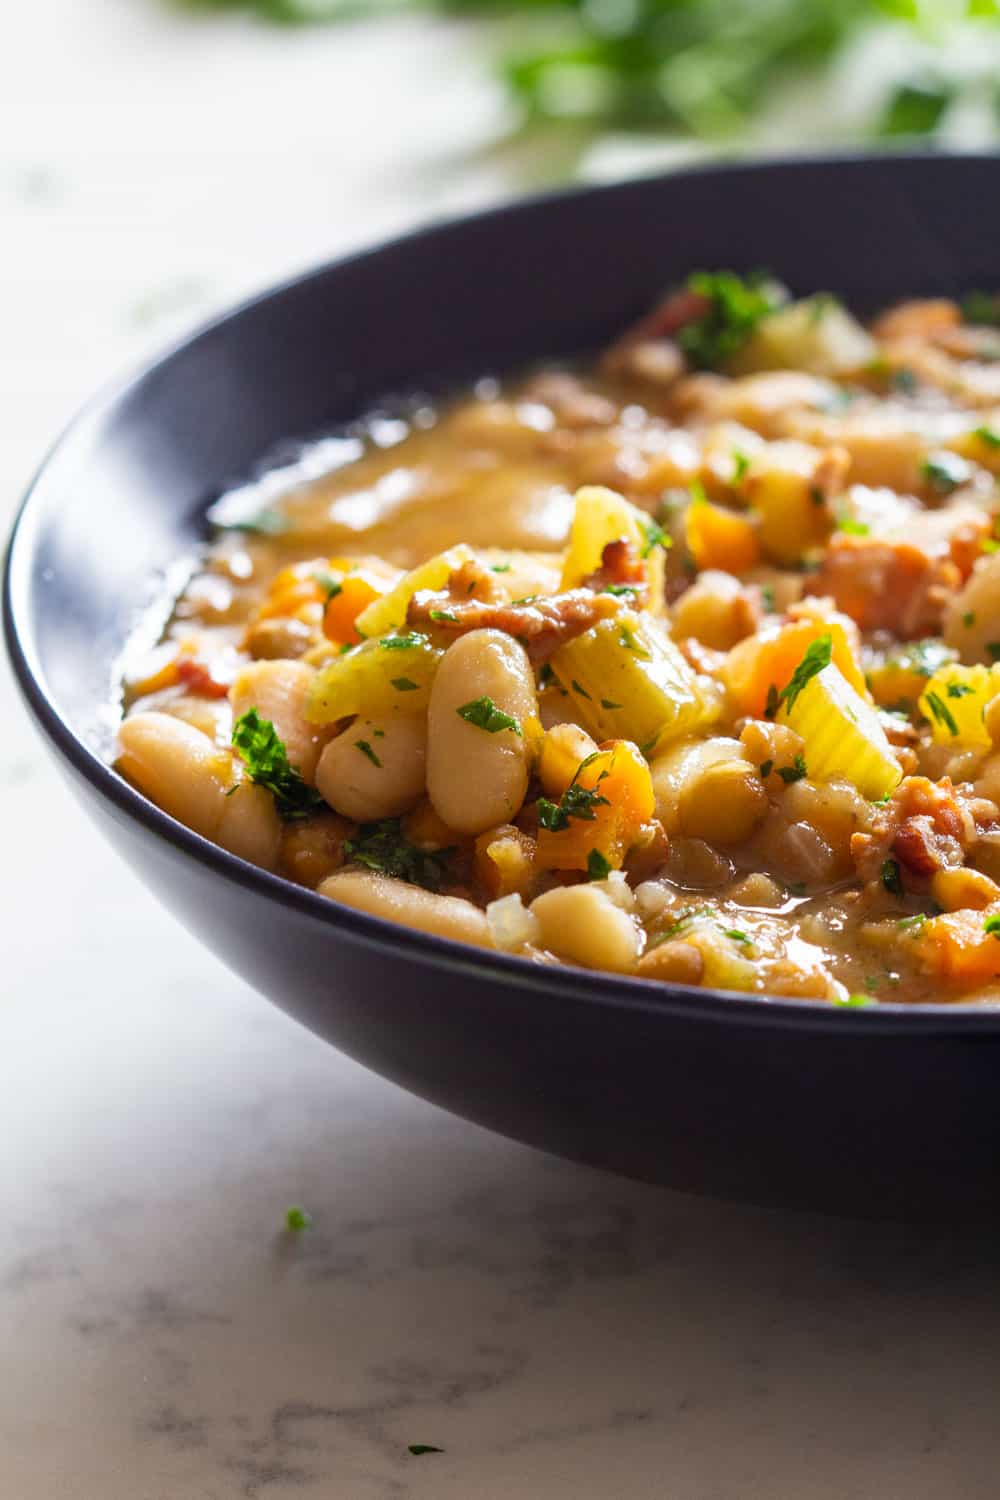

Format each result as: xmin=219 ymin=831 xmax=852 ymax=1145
xmin=170 ymin=1 xmax=1000 ymax=147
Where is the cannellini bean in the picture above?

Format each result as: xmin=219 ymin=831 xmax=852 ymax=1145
xmin=230 ymin=660 xmax=326 ymax=782
xmin=319 ymin=870 xmax=492 ymax=948
xmin=930 ymin=866 xmax=1000 ymax=913
xmin=670 ymin=569 xmax=759 ymax=651
xmin=280 ymin=812 xmax=350 ymax=888
xmin=216 ymin=776 xmax=282 ymax=871
xmin=530 ymin=884 xmax=643 ymax=973
xmin=316 ymin=715 xmax=427 ymax=822
xmin=427 ymin=629 xmax=537 ymax=835
xmin=117 ymin=711 xmax=231 ymax=839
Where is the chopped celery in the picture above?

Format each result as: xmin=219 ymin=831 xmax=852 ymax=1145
xmin=305 ymin=634 xmax=443 ymax=724
xmin=550 ymin=611 xmax=720 ymax=754
xmin=354 ymin=544 xmax=474 ymax=639
xmin=778 ymin=662 xmax=902 ymax=800
xmin=560 ymin=486 xmax=665 ymax=613
xmin=918 ymin=663 xmax=1000 ymax=748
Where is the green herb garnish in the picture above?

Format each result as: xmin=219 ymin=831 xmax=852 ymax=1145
xmin=429 ymin=608 xmax=458 ymax=623
xmin=924 ymin=691 xmax=959 ymax=736
xmin=345 ymin=819 xmax=453 ymax=890
xmin=963 ymin=291 xmax=1000 ymax=327
xmin=380 ymin=631 xmax=430 ymax=651
xmin=285 ymin=1206 xmax=312 ymax=1232
xmin=834 ymin=993 xmax=873 ymax=1008
xmin=586 ymin=849 xmax=612 ymax=880
xmin=408 ymin=1445 xmax=444 ymax=1457
xmin=881 ymin=858 xmax=904 ymax=898
xmin=759 ymin=759 xmax=774 ymax=780
xmin=973 ymin=425 xmax=1000 ymax=449
xmin=921 ymin=452 xmax=970 ymax=494
xmin=356 ymin=739 xmax=382 ymax=767
xmin=676 ymin=270 xmax=786 ymax=371
xmin=777 ymin=755 xmax=808 ymax=784
xmin=640 ymin=518 xmax=670 ymax=558
xmin=232 ymin=709 xmax=325 ymax=821
xmin=984 ymin=914 xmax=1000 ymax=938
xmin=391 ymin=677 xmax=419 ymax=692
xmin=778 ymin=634 xmax=833 ymax=714
xmin=457 ymin=696 xmax=522 ymax=735
xmin=601 ymin=697 xmax=622 ymax=710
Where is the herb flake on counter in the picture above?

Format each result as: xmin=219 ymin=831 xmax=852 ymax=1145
xmin=408 ymin=1445 xmax=444 ymax=1457
xmin=345 ymin=819 xmax=453 ymax=890
xmin=232 ymin=709 xmax=324 ymax=821
xmin=285 ymin=1207 xmax=312 ymax=1232
xmin=457 ymin=696 xmax=522 ymax=735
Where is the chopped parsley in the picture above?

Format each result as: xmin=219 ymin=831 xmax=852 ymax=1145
xmin=232 ymin=709 xmax=325 ymax=821
xmin=601 ymin=697 xmax=622 ymax=710
xmin=213 ymin=508 xmax=287 ymax=537
xmin=963 ymin=611 xmax=976 ymax=628
xmin=897 ymin=913 xmax=927 ymax=932
xmin=380 ymin=631 xmax=430 ymax=651
xmin=764 ymin=683 xmax=781 ymax=720
xmin=490 ymin=563 xmax=511 ymax=573
xmin=836 ymin=515 xmax=869 ymax=536
xmin=640 ymin=518 xmax=670 ymax=558
xmin=962 ymin=291 xmax=1000 ymax=327
xmin=946 ymin=681 xmax=975 ymax=699
xmin=892 ymin=367 xmax=917 ymax=394
xmin=921 ymin=452 xmax=971 ymax=494
xmin=810 ymin=484 xmax=826 ymax=508
xmin=586 ymin=849 xmax=612 ymax=880
xmin=924 ymin=690 xmax=959 ymax=736
xmin=778 ymin=634 xmax=833 ymax=715
xmin=760 ymin=584 xmax=776 ymax=613
xmin=313 ymin=571 xmax=343 ymax=603
xmin=722 ymin=928 xmax=751 ymax=944
xmin=834 ymin=993 xmax=873 ymax=1009
xmin=407 ymin=1445 xmax=444 ymax=1457
xmin=731 ymin=449 xmax=750 ymax=483
xmin=538 ymin=662 xmax=556 ymax=689
xmin=984 ymin=914 xmax=1000 ymax=939
xmin=355 ymin=739 xmax=382 ymax=767
xmin=676 ymin=269 xmax=786 ymax=371
xmin=456 ymin=696 xmax=522 ymax=735
xmin=391 ymin=677 xmax=419 ymax=692
xmin=618 ymin=622 xmax=651 ymax=658
xmin=758 ymin=759 xmax=774 ymax=780
xmin=285 ymin=1207 xmax=312 ymax=1232
xmin=777 ymin=755 xmax=808 ymax=784
xmin=429 ymin=608 xmax=458 ymax=623
xmin=973 ymin=425 xmax=1000 ymax=449
xmin=570 ymin=679 xmax=591 ymax=700
xmin=881 ymin=858 xmax=904 ymax=898
xmin=988 ymin=643 xmax=1000 ymax=662
xmin=604 ymin=583 xmax=639 ymax=597
xmin=345 ymin=818 xmax=453 ymax=890
xmin=536 ymin=763 xmax=610 ymax=833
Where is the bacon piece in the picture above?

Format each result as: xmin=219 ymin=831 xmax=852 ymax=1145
xmin=406 ymin=588 xmax=621 ymax=663
xmin=176 ymin=658 xmax=230 ymax=699
xmin=851 ymin=776 xmax=979 ymax=885
xmin=581 ymin=538 xmax=648 ymax=599
xmin=813 ymin=533 xmax=959 ymax=639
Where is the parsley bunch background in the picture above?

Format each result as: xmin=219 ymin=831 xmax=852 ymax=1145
xmin=173 ymin=0 xmax=1000 ymax=155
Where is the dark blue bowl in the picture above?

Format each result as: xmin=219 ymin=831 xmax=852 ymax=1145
xmin=7 ymin=153 xmax=1000 ymax=1219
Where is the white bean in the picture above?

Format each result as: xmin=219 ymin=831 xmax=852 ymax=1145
xmin=230 ymin=659 xmax=326 ymax=782
xmin=117 ymin=711 xmax=231 ymax=839
xmin=427 ymin=629 xmax=537 ymax=835
xmin=315 ymin=715 xmax=427 ymax=823
xmin=216 ymin=775 xmax=282 ymax=871
xmin=530 ymin=884 xmax=643 ymax=973
xmin=319 ymin=869 xmax=492 ymax=948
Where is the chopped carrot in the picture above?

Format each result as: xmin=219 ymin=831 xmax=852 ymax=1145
xmin=915 ymin=907 xmax=1000 ymax=986
xmin=724 ymin=617 xmax=868 ymax=720
xmin=686 ymin=500 xmax=760 ymax=575
xmin=323 ymin=571 xmax=388 ymax=645
xmin=536 ymin=739 xmax=655 ymax=872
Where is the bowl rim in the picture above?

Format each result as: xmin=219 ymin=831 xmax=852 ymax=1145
xmin=8 ymin=147 xmax=1000 ymax=1039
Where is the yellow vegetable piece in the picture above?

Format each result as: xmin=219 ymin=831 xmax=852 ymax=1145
xmin=867 ymin=639 xmax=957 ymax=711
xmin=778 ymin=662 xmax=902 ymax=801
xmin=742 ymin=442 xmax=834 ymax=566
xmin=354 ymin=544 xmax=474 ymax=639
xmin=918 ymin=663 xmax=1000 ymax=748
xmin=560 ymin=486 xmax=665 ymax=614
xmin=729 ymin=296 xmax=876 ymax=378
xmin=305 ymin=635 xmax=443 ymax=724
xmin=550 ymin=611 xmax=721 ymax=754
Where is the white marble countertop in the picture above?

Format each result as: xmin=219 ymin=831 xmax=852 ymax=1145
xmin=5 ymin=5 xmax=1000 ymax=1497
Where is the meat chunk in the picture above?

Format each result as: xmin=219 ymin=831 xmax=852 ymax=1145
xmin=851 ymin=776 xmax=982 ymax=886
xmin=407 ymin=587 xmax=621 ymax=663
xmin=813 ymin=533 xmax=960 ymax=639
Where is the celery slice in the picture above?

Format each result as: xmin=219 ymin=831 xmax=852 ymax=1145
xmin=305 ymin=635 xmax=442 ymax=724
xmin=354 ymin=544 xmax=474 ymax=639
xmin=918 ymin=663 xmax=1000 ymax=748
xmin=550 ymin=611 xmax=720 ymax=754
xmin=560 ymin=486 xmax=665 ymax=612
xmin=779 ymin=663 xmax=901 ymax=800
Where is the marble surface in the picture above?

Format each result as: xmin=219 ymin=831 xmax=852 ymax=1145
xmin=5 ymin=5 xmax=1000 ymax=1497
